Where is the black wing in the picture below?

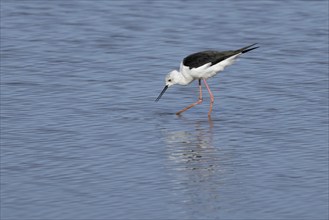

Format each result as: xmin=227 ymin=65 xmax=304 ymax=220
xmin=182 ymin=43 xmax=258 ymax=69
xmin=183 ymin=50 xmax=237 ymax=69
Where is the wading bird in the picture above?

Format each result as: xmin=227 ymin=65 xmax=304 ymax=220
xmin=155 ymin=43 xmax=258 ymax=117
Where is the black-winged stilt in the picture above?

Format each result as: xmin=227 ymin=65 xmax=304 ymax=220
xmin=155 ymin=43 xmax=258 ymax=117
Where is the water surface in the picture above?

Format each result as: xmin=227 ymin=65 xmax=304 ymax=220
xmin=1 ymin=0 xmax=328 ymax=219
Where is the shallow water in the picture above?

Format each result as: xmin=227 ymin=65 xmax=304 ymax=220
xmin=1 ymin=1 xmax=328 ymax=219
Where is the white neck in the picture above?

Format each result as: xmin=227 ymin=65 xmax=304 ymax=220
xmin=175 ymin=70 xmax=194 ymax=85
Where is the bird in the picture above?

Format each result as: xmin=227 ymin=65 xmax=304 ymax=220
xmin=155 ymin=43 xmax=258 ymax=117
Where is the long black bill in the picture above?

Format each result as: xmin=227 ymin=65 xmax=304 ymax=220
xmin=155 ymin=85 xmax=168 ymax=102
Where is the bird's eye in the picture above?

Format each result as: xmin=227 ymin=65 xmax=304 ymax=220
xmin=168 ymin=79 xmax=172 ymax=82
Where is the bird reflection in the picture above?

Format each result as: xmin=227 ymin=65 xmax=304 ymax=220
xmin=163 ymin=116 xmax=224 ymax=213
xmin=164 ymin=116 xmax=218 ymax=171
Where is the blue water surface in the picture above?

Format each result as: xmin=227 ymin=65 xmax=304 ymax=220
xmin=1 ymin=1 xmax=328 ymax=219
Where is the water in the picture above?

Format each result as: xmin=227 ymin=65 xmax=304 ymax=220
xmin=1 ymin=1 xmax=328 ymax=219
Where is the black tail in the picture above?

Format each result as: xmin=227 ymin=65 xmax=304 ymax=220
xmin=238 ymin=43 xmax=259 ymax=54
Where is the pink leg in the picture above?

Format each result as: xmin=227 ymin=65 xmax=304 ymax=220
xmin=203 ymin=79 xmax=214 ymax=117
xmin=176 ymin=79 xmax=203 ymax=115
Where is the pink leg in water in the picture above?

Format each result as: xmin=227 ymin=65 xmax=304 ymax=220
xmin=176 ymin=79 xmax=203 ymax=115
xmin=203 ymin=79 xmax=214 ymax=117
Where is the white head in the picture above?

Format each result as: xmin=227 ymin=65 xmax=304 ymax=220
xmin=155 ymin=70 xmax=180 ymax=102
xmin=165 ymin=70 xmax=180 ymax=87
